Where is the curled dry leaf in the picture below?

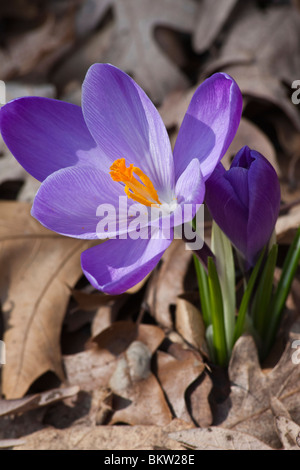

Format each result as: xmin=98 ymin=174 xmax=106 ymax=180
xmin=214 ymin=321 xmax=300 ymax=448
xmin=0 ymin=386 xmax=79 ymax=417
xmin=169 ymin=427 xmax=272 ymax=450
xmin=156 ymin=345 xmax=205 ymax=424
xmin=0 ymin=202 xmax=94 ymax=399
xmin=188 ymin=372 xmax=213 ymax=428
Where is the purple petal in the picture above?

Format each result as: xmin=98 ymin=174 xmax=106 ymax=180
xmin=205 ymin=147 xmax=281 ymax=266
xmin=246 ymin=149 xmax=281 ymax=264
xmin=173 ymin=158 xmax=205 ymax=226
xmin=175 ymin=158 xmax=205 ymax=206
xmin=205 ymin=162 xmax=248 ymax=256
xmin=173 ymin=73 xmax=242 ymax=181
xmin=31 ymin=165 xmax=139 ymax=239
xmin=0 ymin=97 xmax=103 ymax=182
xmin=82 ymin=63 xmax=174 ymax=201
xmin=81 ymin=228 xmax=173 ymax=294
xmin=225 ymin=167 xmax=249 ymax=209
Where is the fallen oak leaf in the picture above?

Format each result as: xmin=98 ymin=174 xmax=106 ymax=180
xmin=103 ymin=0 xmax=200 ymax=103
xmin=0 ymin=201 xmax=94 ymax=398
xmin=214 ymin=321 xmax=300 ymax=448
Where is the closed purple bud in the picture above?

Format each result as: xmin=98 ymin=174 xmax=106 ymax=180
xmin=205 ymin=146 xmax=281 ymax=266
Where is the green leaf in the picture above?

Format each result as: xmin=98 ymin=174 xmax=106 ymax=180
xmin=232 ymin=248 xmax=265 ymax=347
xmin=263 ymin=227 xmax=300 ymax=356
xmin=252 ymin=244 xmax=278 ymax=337
xmin=211 ymin=221 xmax=236 ymax=354
xmin=193 ymin=255 xmax=211 ymax=327
xmin=205 ymin=324 xmax=217 ymax=364
xmin=207 ymin=257 xmax=228 ymax=366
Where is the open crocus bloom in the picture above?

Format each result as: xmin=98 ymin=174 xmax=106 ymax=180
xmin=205 ymin=146 xmax=281 ymax=267
xmin=0 ymin=64 xmax=242 ymax=294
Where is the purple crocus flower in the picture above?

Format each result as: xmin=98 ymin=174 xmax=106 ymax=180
xmin=0 ymin=64 xmax=242 ymax=294
xmin=205 ymin=146 xmax=281 ymax=266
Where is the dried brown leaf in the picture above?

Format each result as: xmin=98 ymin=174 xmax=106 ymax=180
xmin=0 ymin=202 xmax=93 ymax=398
xmin=193 ymin=0 xmax=238 ymax=53
xmin=64 ymin=322 xmax=165 ymax=392
xmin=71 ymin=289 xmax=123 ymax=311
xmin=188 ymin=372 xmax=213 ymax=428
xmin=91 ymin=297 xmax=127 ymax=337
xmin=0 ymin=13 xmax=75 ymax=80
xmin=214 ymin=321 xmax=300 ymax=448
xmin=0 ymin=438 xmax=26 ymax=449
xmin=275 ymin=416 xmax=300 ymax=450
xmin=156 ymin=347 xmax=205 ymax=424
xmin=110 ymin=372 xmax=173 ymax=426
xmin=106 ymin=332 xmax=171 ymax=426
xmin=206 ymin=2 xmax=300 ymax=129
xmin=93 ymin=321 xmax=165 ymax=354
xmin=169 ymin=427 xmax=272 ymax=450
xmin=0 ymin=386 xmax=79 ymax=417
xmin=63 ymin=348 xmax=114 ymax=392
xmin=14 ymin=419 xmax=193 ymax=450
xmin=175 ymin=295 xmax=207 ymax=353
xmin=103 ymin=0 xmax=200 ymax=103
xmin=75 ymin=0 xmax=111 ymax=37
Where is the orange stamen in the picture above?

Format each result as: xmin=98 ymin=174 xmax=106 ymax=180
xmin=110 ymin=158 xmax=161 ymax=207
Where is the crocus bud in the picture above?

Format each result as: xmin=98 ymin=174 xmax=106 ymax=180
xmin=205 ymin=146 xmax=281 ymax=266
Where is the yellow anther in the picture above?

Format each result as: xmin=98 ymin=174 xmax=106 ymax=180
xmin=110 ymin=158 xmax=161 ymax=207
